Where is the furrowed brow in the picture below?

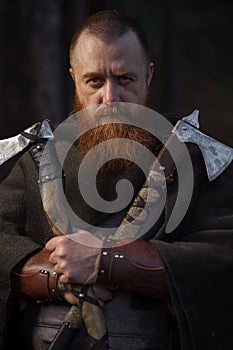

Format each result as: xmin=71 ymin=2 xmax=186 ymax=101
xmin=83 ymin=72 xmax=102 ymax=79
xmin=116 ymin=71 xmax=138 ymax=78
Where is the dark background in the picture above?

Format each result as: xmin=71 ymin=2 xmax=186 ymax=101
xmin=0 ymin=0 xmax=232 ymax=179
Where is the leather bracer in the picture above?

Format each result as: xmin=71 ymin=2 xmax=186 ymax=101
xmin=12 ymin=248 xmax=61 ymax=302
xmin=97 ymin=240 xmax=169 ymax=301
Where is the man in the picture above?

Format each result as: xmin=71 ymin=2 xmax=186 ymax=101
xmin=0 ymin=9 xmax=233 ymax=350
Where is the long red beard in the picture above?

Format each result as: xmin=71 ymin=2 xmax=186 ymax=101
xmin=74 ymin=94 xmax=158 ymax=174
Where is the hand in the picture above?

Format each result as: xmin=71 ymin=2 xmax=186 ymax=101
xmin=45 ymin=230 xmax=103 ymax=285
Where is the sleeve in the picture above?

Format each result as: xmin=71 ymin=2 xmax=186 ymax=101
xmin=0 ymin=156 xmax=41 ymax=348
xmin=153 ymin=164 xmax=233 ymax=350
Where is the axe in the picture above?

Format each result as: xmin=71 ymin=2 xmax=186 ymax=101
xmin=0 ymin=110 xmax=232 ymax=237
xmin=111 ymin=109 xmax=233 ymax=240
xmin=0 ymin=120 xmax=110 ymax=348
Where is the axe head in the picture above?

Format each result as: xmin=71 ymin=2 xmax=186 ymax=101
xmin=0 ymin=120 xmax=53 ymax=166
xmin=173 ymin=110 xmax=233 ymax=181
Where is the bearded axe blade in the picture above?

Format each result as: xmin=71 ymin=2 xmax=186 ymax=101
xmin=173 ymin=110 xmax=233 ymax=181
xmin=0 ymin=120 xmax=54 ymax=165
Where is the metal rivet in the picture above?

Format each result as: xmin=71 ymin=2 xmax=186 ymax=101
xmin=119 ymin=255 xmax=124 ymax=259
xmin=78 ymin=293 xmax=85 ymax=298
xmin=102 ymin=251 xmax=108 ymax=256
xmin=159 ymin=165 xmax=166 ymax=171
xmin=182 ymin=126 xmax=187 ymax=130
xmin=53 ymin=271 xmax=57 ymax=275
xmin=45 ymin=175 xmax=51 ymax=180
xmin=114 ymin=254 xmax=119 ymax=259
xmin=52 ymin=288 xmax=55 ymax=292
xmin=100 ymin=269 xmax=105 ymax=274
xmin=36 ymin=145 xmax=42 ymax=150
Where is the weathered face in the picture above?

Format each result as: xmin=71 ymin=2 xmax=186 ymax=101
xmin=70 ymin=30 xmax=154 ymax=109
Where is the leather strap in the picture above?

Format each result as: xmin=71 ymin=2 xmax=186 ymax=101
xmin=97 ymin=239 xmax=169 ymax=301
xmin=29 ymin=139 xmax=64 ymax=184
xmin=12 ymin=249 xmax=61 ymax=302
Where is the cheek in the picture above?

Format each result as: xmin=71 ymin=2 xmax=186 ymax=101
xmin=85 ymin=93 xmax=102 ymax=107
xmin=75 ymin=84 xmax=98 ymax=108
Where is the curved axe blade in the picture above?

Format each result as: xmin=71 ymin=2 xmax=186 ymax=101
xmin=173 ymin=110 xmax=233 ymax=181
xmin=0 ymin=120 xmax=53 ymax=165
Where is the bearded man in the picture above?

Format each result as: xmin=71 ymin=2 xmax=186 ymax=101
xmin=0 ymin=10 xmax=233 ymax=350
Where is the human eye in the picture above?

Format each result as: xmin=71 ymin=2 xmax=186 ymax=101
xmin=118 ymin=75 xmax=134 ymax=85
xmin=86 ymin=76 xmax=103 ymax=88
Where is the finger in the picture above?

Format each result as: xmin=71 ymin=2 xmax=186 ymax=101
xmin=45 ymin=237 xmax=57 ymax=251
xmin=48 ymin=251 xmax=57 ymax=264
xmin=59 ymin=273 xmax=70 ymax=284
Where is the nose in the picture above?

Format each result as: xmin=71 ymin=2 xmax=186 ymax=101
xmin=102 ymin=81 xmax=120 ymax=104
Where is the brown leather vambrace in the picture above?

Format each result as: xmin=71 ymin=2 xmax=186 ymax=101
xmin=97 ymin=240 xmax=169 ymax=301
xmin=12 ymin=248 xmax=61 ymax=302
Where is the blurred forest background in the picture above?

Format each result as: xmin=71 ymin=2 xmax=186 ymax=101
xmin=0 ymin=0 xmax=232 ymax=179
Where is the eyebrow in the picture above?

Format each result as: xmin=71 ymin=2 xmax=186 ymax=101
xmin=117 ymin=71 xmax=138 ymax=78
xmin=83 ymin=72 xmax=101 ymax=79
xmin=82 ymin=71 xmax=138 ymax=79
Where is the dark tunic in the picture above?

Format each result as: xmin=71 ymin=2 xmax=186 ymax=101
xmin=0 ymin=124 xmax=232 ymax=350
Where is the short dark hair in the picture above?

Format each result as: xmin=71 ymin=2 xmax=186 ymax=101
xmin=69 ymin=10 xmax=151 ymax=68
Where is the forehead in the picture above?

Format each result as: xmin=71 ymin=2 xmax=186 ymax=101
xmin=72 ymin=30 xmax=147 ymax=70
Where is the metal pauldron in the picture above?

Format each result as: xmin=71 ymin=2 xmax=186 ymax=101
xmin=97 ymin=239 xmax=170 ymax=301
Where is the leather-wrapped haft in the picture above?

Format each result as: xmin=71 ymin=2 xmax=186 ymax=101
xmin=12 ymin=249 xmax=61 ymax=302
xmin=97 ymin=239 xmax=169 ymax=301
xmin=29 ymin=139 xmax=64 ymax=184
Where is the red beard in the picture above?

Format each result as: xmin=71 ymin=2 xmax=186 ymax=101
xmin=74 ymin=94 xmax=158 ymax=174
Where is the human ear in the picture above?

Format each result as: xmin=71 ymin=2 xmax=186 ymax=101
xmin=69 ymin=67 xmax=75 ymax=81
xmin=146 ymin=62 xmax=154 ymax=87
